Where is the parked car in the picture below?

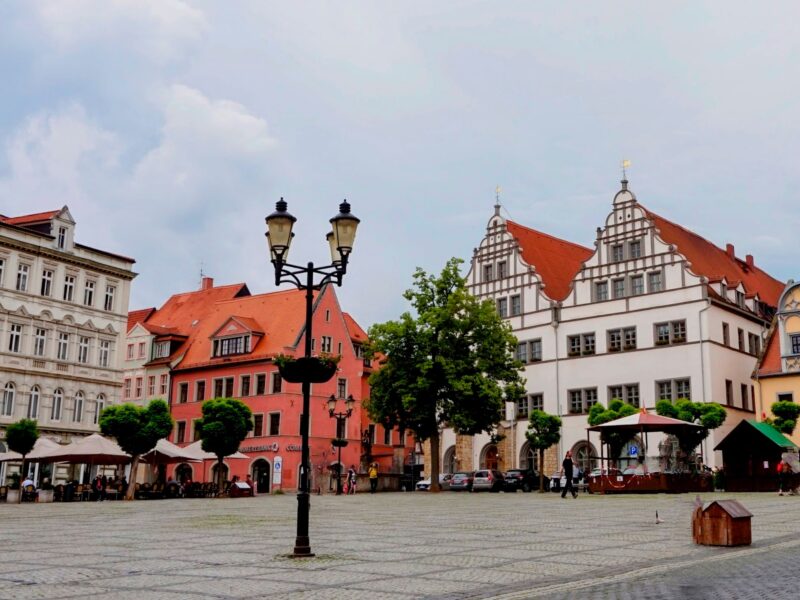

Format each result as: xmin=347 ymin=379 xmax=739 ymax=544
xmin=449 ymin=471 xmax=475 ymax=491
xmin=416 ymin=473 xmax=451 ymax=491
xmin=503 ymin=469 xmax=549 ymax=492
xmin=472 ymin=469 xmax=505 ymax=492
xmin=549 ymin=469 xmax=585 ymax=492
xmin=399 ymin=464 xmax=424 ymax=492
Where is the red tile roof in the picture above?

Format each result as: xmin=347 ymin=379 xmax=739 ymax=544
xmin=756 ymin=324 xmax=782 ymax=377
xmin=343 ymin=312 xmax=368 ymax=343
xmin=146 ymin=283 xmax=250 ymax=335
xmin=644 ymin=208 xmax=785 ymax=306
xmin=0 ymin=210 xmax=59 ymax=226
xmin=175 ymin=288 xmax=318 ymax=370
xmin=505 ymin=220 xmax=594 ymax=301
xmin=127 ymin=308 xmax=156 ymax=332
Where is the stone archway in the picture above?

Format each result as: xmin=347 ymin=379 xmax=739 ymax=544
xmin=480 ymin=444 xmax=499 ymax=470
xmin=570 ymin=441 xmax=598 ymax=473
xmin=251 ymin=459 xmax=271 ymax=494
xmin=175 ymin=463 xmax=193 ymax=483
xmin=519 ymin=441 xmax=539 ymax=472
xmin=442 ymin=446 xmax=457 ymax=474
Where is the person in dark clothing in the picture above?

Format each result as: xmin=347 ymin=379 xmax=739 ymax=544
xmin=561 ymin=450 xmax=577 ymax=499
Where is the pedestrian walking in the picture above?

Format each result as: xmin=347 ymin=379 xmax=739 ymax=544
xmin=347 ymin=465 xmax=357 ymax=495
xmin=93 ymin=475 xmax=104 ymax=501
xmin=778 ymin=459 xmax=791 ymax=496
xmin=368 ymin=462 xmax=379 ymax=494
xmin=561 ymin=450 xmax=577 ymax=499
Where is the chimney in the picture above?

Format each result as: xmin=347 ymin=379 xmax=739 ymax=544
xmin=201 ymin=276 xmax=214 ymax=291
xmin=725 ymin=243 xmax=735 ymax=259
xmin=745 ymin=254 xmax=754 ymax=268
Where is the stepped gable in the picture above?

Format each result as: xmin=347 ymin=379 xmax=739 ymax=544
xmin=174 ymin=288 xmax=319 ymax=370
xmin=643 ymin=208 xmax=785 ymax=306
xmin=505 ymin=220 xmax=593 ymax=302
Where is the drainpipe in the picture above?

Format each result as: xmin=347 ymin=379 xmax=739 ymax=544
xmin=698 ymin=292 xmax=711 ymax=463
xmin=553 ymin=308 xmax=562 ymax=467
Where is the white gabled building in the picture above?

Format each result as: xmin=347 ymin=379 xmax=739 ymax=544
xmin=436 ymin=180 xmax=784 ymax=477
xmin=0 ymin=207 xmax=136 ymax=484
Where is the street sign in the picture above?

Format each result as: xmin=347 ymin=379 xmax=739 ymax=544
xmin=628 ymin=445 xmax=638 ymax=458
xmin=274 ymin=456 xmax=282 ymax=485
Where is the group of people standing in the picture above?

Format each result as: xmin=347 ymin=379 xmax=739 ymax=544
xmin=338 ymin=463 xmax=380 ymax=495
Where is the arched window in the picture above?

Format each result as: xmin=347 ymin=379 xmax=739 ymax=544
xmin=570 ymin=441 xmax=598 ymax=473
xmin=2 ymin=383 xmax=15 ymax=416
xmin=73 ymin=392 xmax=84 ymax=423
xmin=442 ymin=446 xmax=457 ymax=474
xmin=94 ymin=394 xmax=106 ymax=425
xmin=28 ymin=386 xmax=40 ymax=419
xmin=480 ymin=444 xmax=499 ymax=470
xmin=51 ymin=388 xmax=63 ymax=421
xmin=519 ymin=441 xmax=539 ymax=472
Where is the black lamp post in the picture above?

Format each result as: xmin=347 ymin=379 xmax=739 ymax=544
xmin=328 ymin=394 xmax=355 ymax=496
xmin=265 ymin=198 xmax=360 ymax=558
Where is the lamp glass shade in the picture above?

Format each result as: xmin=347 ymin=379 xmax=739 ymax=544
xmin=330 ymin=201 xmax=360 ymax=253
xmin=265 ymin=199 xmax=296 ymax=259
xmin=327 ymin=395 xmax=337 ymax=414
xmin=326 ymin=231 xmax=342 ymax=265
xmin=345 ymin=395 xmax=355 ymax=412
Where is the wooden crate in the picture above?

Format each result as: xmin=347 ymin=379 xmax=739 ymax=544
xmin=692 ymin=499 xmax=752 ymax=546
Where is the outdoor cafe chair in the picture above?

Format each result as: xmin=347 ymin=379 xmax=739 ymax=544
xmin=53 ymin=484 xmax=64 ymax=502
xmin=22 ymin=484 xmax=37 ymax=503
xmin=0 ymin=485 xmax=7 ymax=502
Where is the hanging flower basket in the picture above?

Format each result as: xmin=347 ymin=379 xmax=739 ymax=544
xmin=331 ymin=438 xmax=349 ymax=448
xmin=275 ymin=354 xmax=339 ymax=384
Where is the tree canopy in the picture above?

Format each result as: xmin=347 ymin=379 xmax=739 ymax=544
xmin=525 ymin=410 xmax=561 ymax=491
xmin=587 ymin=399 xmax=640 ymax=462
xmin=367 ymin=258 xmax=524 ymax=491
xmin=99 ymin=399 xmax=174 ymax=499
xmin=655 ymin=398 xmax=726 ymax=456
xmin=197 ymin=398 xmax=253 ymax=488
xmin=768 ymin=401 xmax=800 ymax=436
xmin=6 ymin=418 xmax=39 ymax=458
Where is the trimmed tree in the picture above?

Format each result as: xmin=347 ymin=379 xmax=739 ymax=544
xmin=6 ymin=419 xmax=39 ymax=503
xmin=587 ymin=400 xmax=639 ymax=466
xmin=366 ymin=258 xmax=525 ymax=493
xmin=768 ymin=401 xmax=800 ymax=436
xmin=197 ymin=398 xmax=253 ymax=491
xmin=99 ymin=399 xmax=174 ymax=500
xmin=655 ymin=398 xmax=726 ymax=463
xmin=525 ymin=410 xmax=562 ymax=492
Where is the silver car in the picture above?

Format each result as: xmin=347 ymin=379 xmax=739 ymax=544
xmin=471 ymin=469 xmax=504 ymax=492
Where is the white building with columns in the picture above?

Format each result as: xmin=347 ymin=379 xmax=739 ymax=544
xmin=436 ymin=180 xmax=784 ymax=477
xmin=0 ymin=207 xmax=135 ymax=483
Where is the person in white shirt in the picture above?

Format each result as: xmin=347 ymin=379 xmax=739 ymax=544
xmin=21 ymin=477 xmax=35 ymax=488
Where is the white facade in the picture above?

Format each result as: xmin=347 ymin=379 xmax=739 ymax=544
xmin=0 ymin=207 xmax=135 ymax=482
xmin=444 ymin=181 xmax=777 ymax=473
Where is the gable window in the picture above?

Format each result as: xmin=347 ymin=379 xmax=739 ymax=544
xmin=791 ymin=334 xmax=800 ymax=355
xmin=63 ymin=275 xmax=75 ymax=302
xmin=57 ymin=226 xmax=67 ymax=249
xmin=595 ymin=281 xmax=609 ymax=301
xmin=648 ymin=271 xmax=663 ymax=293
xmin=241 ymin=375 xmax=251 ymax=397
xmin=321 ymin=336 xmax=332 ymax=353
xmin=337 ymin=378 xmax=347 ymax=399
xmin=196 ymin=380 xmax=205 ymax=402
xmin=104 ymin=285 xmax=116 ymax=311
xmin=8 ymin=323 xmax=22 ymax=353
xmin=51 ymin=389 xmax=63 ymax=420
xmin=57 ymin=332 xmax=69 ymax=361
xmin=497 ymin=298 xmax=508 ymax=318
xmin=256 ymin=374 xmax=266 ymax=395
xmin=736 ymin=291 xmax=745 ymax=308
xmin=73 ymin=392 xmax=84 ymax=422
xmin=41 ymin=269 xmax=53 ymax=297
xmin=269 ymin=413 xmax=281 ymax=436
xmin=98 ymin=340 xmax=111 ymax=367
xmin=78 ymin=336 xmax=90 ymax=364
xmin=325 ymin=309 xmax=331 ymax=322
xmin=253 ymin=414 xmax=264 ymax=437
xmin=510 ymin=295 xmax=521 ymax=316
xmin=612 ymin=278 xmax=626 ymax=299
xmin=127 ymin=343 xmax=134 ymax=360
xmin=34 ymin=328 xmax=46 ymax=357
xmin=137 ymin=342 xmax=145 ymax=358
xmin=611 ymin=244 xmax=624 ymax=262
xmin=497 ymin=261 xmax=508 ymax=279
xmin=629 ymin=240 xmax=642 ymax=259
xmin=83 ymin=280 xmax=95 ymax=306
xmin=483 ymin=264 xmax=493 ymax=282
xmin=630 ymin=275 xmax=644 ymax=296
xmin=213 ymin=335 xmax=250 ymax=357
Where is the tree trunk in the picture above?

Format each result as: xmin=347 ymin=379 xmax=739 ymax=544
xmin=538 ymin=448 xmax=545 ymax=493
xmin=18 ymin=456 xmax=26 ymax=503
xmin=430 ymin=430 xmax=441 ymax=493
xmin=217 ymin=457 xmax=224 ymax=495
xmin=125 ymin=454 xmax=140 ymax=500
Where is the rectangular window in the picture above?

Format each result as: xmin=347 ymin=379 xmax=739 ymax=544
xmin=16 ymin=264 xmax=29 ymax=292
xmin=63 ymin=275 xmax=75 ymax=302
xmin=568 ymin=335 xmax=581 ymax=357
xmin=629 ymin=240 xmax=642 ymax=259
xmin=57 ymin=332 xmax=69 ymax=360
xmin=337 ymin=342 xmax=342 ymax=355
xmin=193 ymin=420 xmax=202 ymax=441
xmin=256 ymin=374 xmax=266 ymax=395
xmin=83 ymin=280 xmax=95 ymax=306
xmin=583 ymin=333 xmax=595 ymax=355
xmin=569 ymin=390 xmax=583 ymax=414
xmin=153 ymin=341 xmax=170 ymax=359
xmin=777 ymin=392 xmax=794 ymax=403
xmin=675 ymin=378 xmax=691 ymax=400
xmin=126 ymin=343 xmax=134 ymax=360
xmin=148 ymin=376 xmax=155 ymax=396
xmin=0 ymin=258 xmax=4 ymax=286
xmin=725 ymin=379 xmax=733 ymax=406
xmin=41 ymin=269 xmax=53 ymax=296
xmin=624 ymin=327 xmax=637 ymax=350
xmin=8 ymin=323 xmax=22 ymax=353
xmin=585 ymin=388 xmax=598 ymax=410
xmin=530 ymin=393 xmax=543 ymax=412
xmin=383 ymin=427 xmax=392 ymax=445
xmin=271 ymin=372 xmax=282 ymax=394
xmin=722 ymin=322 xmax=730 ymax=346
xmin=178 ymin=383 xmax=188 ymax=403
xmin=159 ymin=374 xmax=168 ymax=395
xmin=321 ymin=336 xmax=332 ymax=353
xmin=792 ymin=335 xmax=800 ymax=355
xmin=483 ymin=264 xmax=493 ymax=282
xmin=224 ymin=377 xmax=234 ymax=397
xmin=497 ymin=298 xmax=508 ymax=318
xmin=736 ymin=291 xmax=745 ymax=308
xmin=124 ymin=379 xmax=131 ymax=399
xmin=530 ymin=339 xmax=542 ymax=361
xmin=630 ymin=275 xmax=644 ymax=296
xmin=741 ymin=384 xmax=749 ymax=411
xmin=497 ymin=261 xmax=508 ymax=279
xmin=510 ymin=294 xmax=521 ymax=316
xmin=367 ymin=424 xmax=376 ymax=445
xmin=611 ymin=244 xmax=624 ymax=262
xmin=613 ymin=278 xmax=626 ymax=299
xmin=34 ymin=328 xmax=46 ymax=356
xmin=195 ymin=380 xmax=205 ymax=402
xmin=515 ymin=342 xmax=528 ymax=363
xmin=648 ymin=271 xmax=663 ymax=293
xmin=625 ymin=384 xmax=640 ymax=408
xmin=104 ymin=285 xmax=116 ymax=311
xmin=595 ymin=281 xmax=609 ymax=301
xmin=98 ymin=340 xmax=110 ymax=367
xmin=657 ymin=381 xmax=673 ymax=402
xmin=176 ymin=422 xmax=186 ymax=444
xmin=737 ymin=328 xmax=744 ymax=351
xmin=608 ymin=329 xmax=622 ymax=352
xmin=337 ymin=378 xmax=347 ymax=399
xmin=135 ymin=377 xmax=143 ymax=398
xmin=269 ymin=413 xmax=281 ymax=436
xmin=214 ymin=335 xmax=249 ymax=357
xmin=57 ymin=226 xmax=66 ymax=249
xmin=336 ymin=416 xmax=346 ymax=439
xmin=655 ymin=323 xmax=671 ymax=345
xmin=214 ymin=379 xmax=223 ymax=398
xmin=77 ymin=336 xmax=90 ymax=364
xmin=609 ymin=385 xmax=623 ymax=401
xmin=136 ymin=342 xmax=145 ymax=358
xmin=240 ymin=375 xmax=251 ymax=397
xmin=655 ymin=320 xmax=686 ymax=345
xmin=516 ymin=395 xmax=530 ymax=419
xmin=253 ymin=414 xmax=264 ymax=437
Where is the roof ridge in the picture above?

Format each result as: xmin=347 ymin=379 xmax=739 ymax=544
xmin=506 ymin=219 xmax=592 ymax=253
xmin=213 ymin=288 xmax=306 ymax=305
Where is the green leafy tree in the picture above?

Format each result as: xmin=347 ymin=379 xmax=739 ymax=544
xmin=99 ymin=399 xmax=174 ymax=500
xmin=6 ymin=419 xmax=39 ymax=503
xmin=655 ymin=398 xmax=726 ymax=460
xmin=525 ymin=410 xmax=562 ymax=492
xmin=197 ymin=398 xmax=253 ymax=490
xmin=366 ymin=258 xmax=524 ymax=492
xmin=587 ymin=399 xmax=639 ymax=465
xmin=768 ymin=401 xmax=800 ymax=436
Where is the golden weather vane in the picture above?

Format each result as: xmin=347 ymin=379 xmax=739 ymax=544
xmin=621 ymin=159 xmax=631 ymax=180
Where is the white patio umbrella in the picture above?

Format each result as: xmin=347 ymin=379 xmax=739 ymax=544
xmin=0 ymin=437 xmax=61 ymax=462
xmin=35 ymin=433 xmax=130 ymax=464
xmin=141 ymin=439 xmax=201 ymax=464
xmin=182 ymin=440 xmax=248 ymax=460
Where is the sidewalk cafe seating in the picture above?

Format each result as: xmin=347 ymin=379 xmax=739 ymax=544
xmin=0 ymin=486 xmax=7 ymax=502
xmin=21 ymin=484 xmax=37 ymax=502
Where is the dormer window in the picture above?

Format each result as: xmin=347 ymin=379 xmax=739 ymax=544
xmin=57 ymin=226 xmax=67 ymax=249
xmin=213 ymin=335 xmax=250 ymax=357
xmin=153 ymin=341 xmax=170 ymax=359
xmin=735 ymin=291 xmax=745 ymax=308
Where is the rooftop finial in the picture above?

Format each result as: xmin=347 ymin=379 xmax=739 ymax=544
xmin=494 ymin=184 xmax=502 ymax=216
xmin=621 ymin=159 xmax=630 ymax=189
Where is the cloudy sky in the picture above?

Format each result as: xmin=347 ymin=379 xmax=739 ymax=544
xmin=1 ymin=1 xmax=798 ymax=327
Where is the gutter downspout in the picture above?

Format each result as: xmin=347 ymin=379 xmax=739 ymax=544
xmin=554 ymin=305 xmax=562 ymax=464
xmin=698 ymin=289 xmax=711 ymax=463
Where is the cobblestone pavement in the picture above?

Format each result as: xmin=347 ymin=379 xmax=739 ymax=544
xmin=1 ymin=491 xmax=799 ymax=599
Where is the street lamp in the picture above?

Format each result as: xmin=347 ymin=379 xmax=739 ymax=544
xmin=265 ymin=198 xmax=360 ymax=558
xmin=328 ymin=394 xmax=355 ymax=496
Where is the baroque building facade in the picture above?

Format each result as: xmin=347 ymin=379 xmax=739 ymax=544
xmin=0 ymin=207 xmax=135 ymax=483
xmin=434 ymin=180 xmax=784 ymax=477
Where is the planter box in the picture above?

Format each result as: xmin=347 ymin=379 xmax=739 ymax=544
xmin=278 ymin=357 xmax=338 ymax=384
xmin=6 ymin=489 xmax=19 ymax=503
xmin=38 ymin=489 xmax=54 ymax=503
